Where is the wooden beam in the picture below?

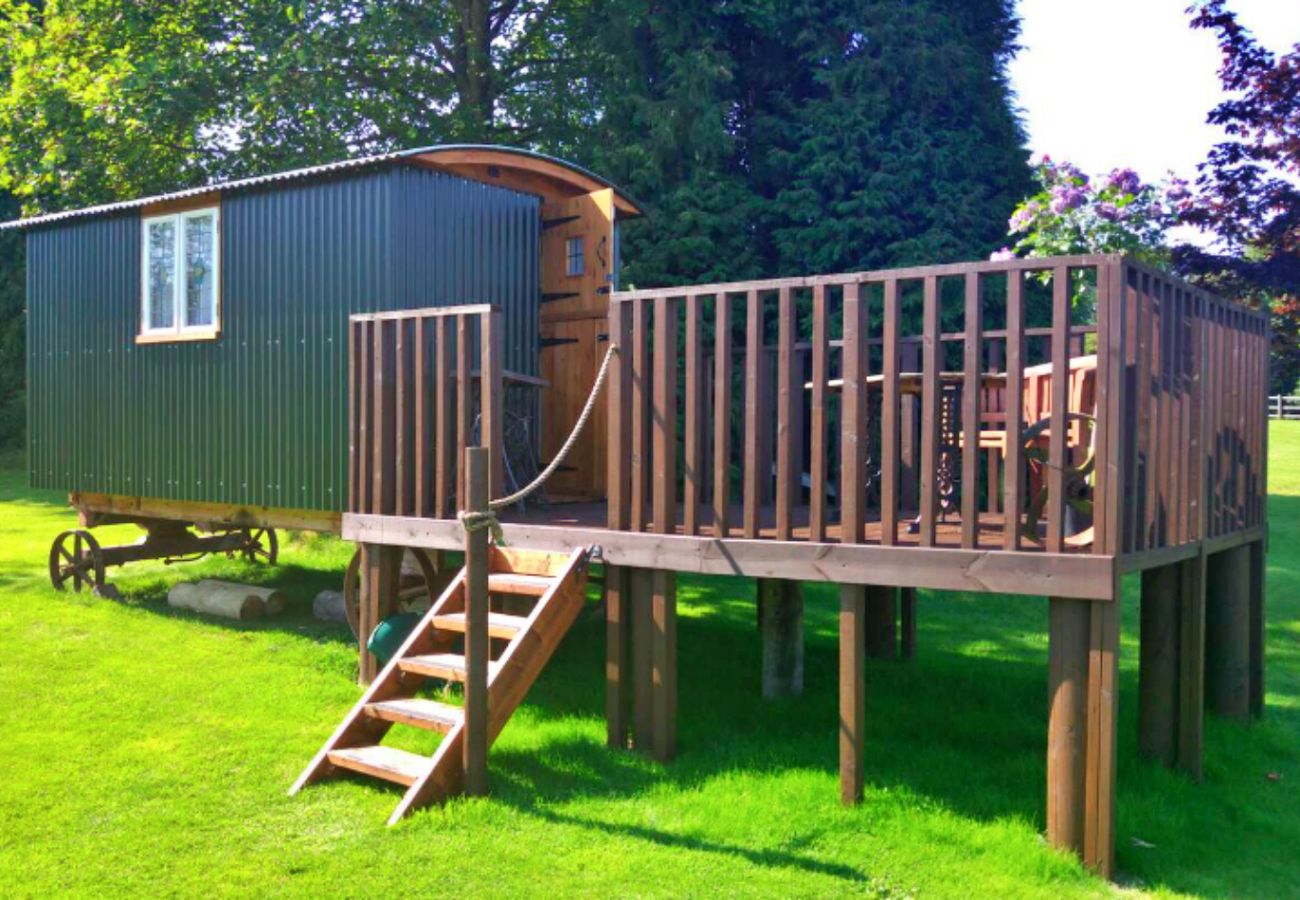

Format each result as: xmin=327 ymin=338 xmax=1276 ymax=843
xmin=839 ymin=585 xmax=866 ymax=804
xmin=759 ymin=579 xmax=804 ymax=699
xmin=605 ymin=564 xmax=630 ymax=749
xmin=358 ymin=543 xmax=401 ymax=685
xmin=651 ymin=568 xmax=677 ymax=761
xmin=463 ymin=448 xmax=489 ymax=796
xmin=72 ymin=492 xmax=340 ymax=534
xmin=1139 ymin=563 xmax=1179 ymax=766
xmin=1205 ymin=543 xmax=1251 ymax=720
xmin=630 ymin=567 xmax=654 ymax=752
xmin=342 ymin=513 xmax=1119 ymax=601
xmin=864 ymin=585 xmax=897 ymax=660
xmin=1249 ymin=538 xmax=1266 ymax=718
xmin=1177 ymin=553 xmax=1206 ymax=779
xmin=1047 ymin=594 xmax=1119 ymax=878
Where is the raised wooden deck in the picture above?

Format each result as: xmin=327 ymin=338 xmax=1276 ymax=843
xmin=341 ymin=253 xmax=1270 ymax=879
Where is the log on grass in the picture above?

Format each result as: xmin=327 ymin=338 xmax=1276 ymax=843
xmin=168 ymin=582 xmax=265 ymax=621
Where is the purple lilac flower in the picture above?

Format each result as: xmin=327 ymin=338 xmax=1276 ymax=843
xmin=1049 ymin=185 xmax=1085 ymax=214
xmin=1097 ymin=202 xmax=1120 ymax=221
xmin=989 ymin=247 xmax=1016 ymax=262
xmin=1009 ymin=201 xmax=1039 ymax=231
xmin=1108 ymin=167 xmax=1141 ymax=196
xmin=1165 ymin=178 xmax=1191 ymax=202
xmin=1149 ymin=201 xmax=1166 ymax=219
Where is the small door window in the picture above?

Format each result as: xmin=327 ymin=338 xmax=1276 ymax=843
xmin=140 ymin=206 xmax=220 ymax=342
xmin=565 ymin=236 xmax=584 ymax=277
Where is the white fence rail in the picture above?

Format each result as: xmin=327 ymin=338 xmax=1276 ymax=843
xmin=1269 ymin=395 xmax=1300 ymax=420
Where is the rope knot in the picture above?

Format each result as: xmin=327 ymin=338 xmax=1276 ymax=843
xmin=457 ymin=508 xmax=506 ymax=546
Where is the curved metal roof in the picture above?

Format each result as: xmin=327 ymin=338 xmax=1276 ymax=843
xmin=0 ymin=144 xmax=642 ymax=230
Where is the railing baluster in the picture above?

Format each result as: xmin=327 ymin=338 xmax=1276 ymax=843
xmin=918 ymin=276 xmax=940 ymax=547
xmin=684 ymin=294 xmax=702 ymax=535
xmin=810 ymin=284 xmax=828 ymax=543
xmin=456 ymin=313 xmax=471 ymax=511
xmin=961 ymin=273 xmax=982 ymax=549
xmin=480 ymin=308 xmax=504 ymax=502
xmin=776 ymin=286 xmax=796 ymax=540
xmin=713 ymin=295 xmax=732 ymax=537
xmin=744 ymin=289 xmax=763 ymax=539
xmin=1046 ymin=265 xmax=1070 ymax=553
xmin=434 ymin=316 xmax=452 ymax=518
xmin=1096 ymin=260 xmax=1127 ymax=555
xmin=841 ymin=282 xmax=866 ymax=545
xmin=395 ymin=318 xmax=407 ymax=517
xmin=630 ymin=300 xmax=649 ymax=532
xmin=349 ymin=319 xmax=362 ymax=514
xmin=1003 ymin=273 xmax=1024 ymax=551
xmin=414 ymin=316 xmax=428 ymax=518
xmin=607 ymin=300 xmax=632 ymax=531
xmin=373 ymin=320 xmax=392 ymax=515
xmin=653 ymin=297 xmax=678 ymax=534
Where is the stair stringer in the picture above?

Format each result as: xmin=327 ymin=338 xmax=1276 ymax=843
xmin=386 ymin=546 xmax=589 ymax=823
xmin=289 ymin=568 xmax=467 ymax=794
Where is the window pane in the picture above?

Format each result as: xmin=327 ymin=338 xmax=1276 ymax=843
xmin=566 ymin=236 xmax=584 ymax=277
xmin=184 ymin=214 xmax=215 ymax=327
xmin=147 ymin=220 xmax=176 ymax=329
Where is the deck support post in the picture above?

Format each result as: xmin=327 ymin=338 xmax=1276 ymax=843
xmin=357 ymin=542 xmax=402 ymax=685
xmin=839 ymin=585 xmax=867 ymax=804
xmin=462 ymin=447 xmax=489 ymax=797
xmin=629 ymin=566 xmax=654 ymax=753
xmin=605 ymin=564 xmax=631 ymax=749
xmin=758 ymin=578 xmax=804 ymax=699
xmin=1177 ymin=555 xmax=1206 ymax=778
xmin=1249 ymin=538 xmax=1266 ymax=718
xmin=1139 ymin=563 xmax=1180 ymax=766
xmin=1047 ymin=596 xmax=1119 ymax=879
xmin=650 ymin=569 xmax=677 ymax=761
xmin=864 ymin=586 xmax=897 ymax=659
xmin=900 ymin=587 xmax=917 ymax=659
xmin=1206 ymin=543 xmax=1252 ymax=720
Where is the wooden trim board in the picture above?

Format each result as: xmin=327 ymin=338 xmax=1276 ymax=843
xmin=343 ymin=513 xmax=1117 ymax=600
xmin=72 ymin=492 xmax=340 ymax=533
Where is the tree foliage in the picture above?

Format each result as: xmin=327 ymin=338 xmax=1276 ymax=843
xmin=0 ymin=0 xmax=1034 ymax=446
xmin=1173 ymin=0 xmax=1300 ymax=393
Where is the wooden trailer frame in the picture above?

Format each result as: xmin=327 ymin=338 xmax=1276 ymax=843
xmin=338 ymin=253 xmax=1269 ymax=879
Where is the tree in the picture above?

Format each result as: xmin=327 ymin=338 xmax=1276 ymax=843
xmin=1174 ymin=0 xmax=1300 ymax=393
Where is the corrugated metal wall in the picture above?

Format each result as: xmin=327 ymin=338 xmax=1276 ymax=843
xmin=27 ymin=165 xmax=540 ymax=514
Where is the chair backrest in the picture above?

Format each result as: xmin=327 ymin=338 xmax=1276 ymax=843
xmin=982 ymin=354 xmax=1098 ymax=447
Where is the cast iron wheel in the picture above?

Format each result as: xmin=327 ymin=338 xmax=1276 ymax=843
xmin=48 ymin=529 xmax=105 ymax=593
xmin=241 ymin=527 xmax=279 ymax=565
xmin=342 ymin=547 xmax=441 ymax=640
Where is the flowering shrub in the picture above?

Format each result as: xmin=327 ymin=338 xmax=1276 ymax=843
xmin=990 ymin=157 xmax=1190 ymax=267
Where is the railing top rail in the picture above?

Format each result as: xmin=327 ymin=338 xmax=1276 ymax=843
xmin=612 ymin=254 xmax=1121 ymax=302
xmin=613 ymin=253 xmax=1266 ymax=322
xmin=349 ymin=303 xmax=498 ymax=324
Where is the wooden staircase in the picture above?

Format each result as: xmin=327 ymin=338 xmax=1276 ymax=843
xmin=290 ymin=544 xmax=589 ymax=823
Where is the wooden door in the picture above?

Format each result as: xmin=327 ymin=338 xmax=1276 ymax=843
xmin=539 ymin=188 xmax=615 ymax=500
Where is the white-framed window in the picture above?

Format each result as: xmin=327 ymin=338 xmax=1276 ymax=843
xmin=565 ymin=235 xmax=584 ymax=277
xmin=140 ymin=206 xmax=220 ymax=341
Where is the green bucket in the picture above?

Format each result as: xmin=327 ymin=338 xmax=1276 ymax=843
xmin=367 ymin=612 xmax=423 ymax=666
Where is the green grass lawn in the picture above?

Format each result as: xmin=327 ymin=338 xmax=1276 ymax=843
xmin=1 ymin=428 xmax=1298 ymax=898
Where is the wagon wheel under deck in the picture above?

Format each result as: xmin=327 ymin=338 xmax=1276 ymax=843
xmin=342 ymin=547 xmax=445 ymax=640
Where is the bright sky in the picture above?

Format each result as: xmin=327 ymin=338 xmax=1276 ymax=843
xmin=1010 ymin=0 xmax=1300 ymax=244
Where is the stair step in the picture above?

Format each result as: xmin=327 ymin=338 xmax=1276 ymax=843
xmin=432 ymin=611 xmax=530 ymax=639
xmin=327 ymin=745 xmax=430 ymax=786
xmin=398 ymin=653 xmax=498 ymax=682
xmin=364 ymin=697 xmax=462 ymax=733
xmin=488 ymin=572 xmax=553 ymax=597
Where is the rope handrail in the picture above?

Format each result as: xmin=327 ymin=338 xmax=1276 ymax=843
xmin=458 ymin=343 xmax=618 ymax=543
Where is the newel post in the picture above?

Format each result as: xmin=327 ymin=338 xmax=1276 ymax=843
xmin=463 ymin=447 xmax=490 ymax=796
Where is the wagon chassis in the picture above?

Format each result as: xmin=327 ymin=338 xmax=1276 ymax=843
xmin=48 ymin=517 xmax=278 ymax=596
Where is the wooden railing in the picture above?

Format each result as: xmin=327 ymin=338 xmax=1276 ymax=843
xmin=606 ymin=255 xmax=1269 ymax=559
xmin=348 ymin=305 xmax=503 ymax=517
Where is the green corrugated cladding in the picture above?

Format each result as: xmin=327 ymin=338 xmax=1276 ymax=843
xmin=27 ymin=164 xmax=540 ymax=513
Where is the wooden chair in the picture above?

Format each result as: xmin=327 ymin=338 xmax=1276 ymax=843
xmin=968 ymin=355 xmax=1098 ymax=546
